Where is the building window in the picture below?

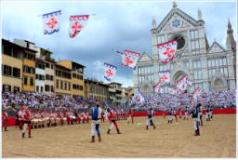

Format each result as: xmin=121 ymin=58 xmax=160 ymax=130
xmin=65 ymin=82 xmax=67 ymax=90
xmin=13 ymin=86 xmax=20 ymax=92
xmin=223 ymin=57 xmax=227 ymax=65
xmin=36 ymin=86 xmax=39 ymax=92
xmin=12 ymin=67 xmax=20 ymax=78
xmin=45 ymin=85 xmax=50 ymax=91
xmin=24 ymin=77 xmax=28 ymax=85
xmin=61 ymin=81 xmax=63 ymax=89
xmin=41 ymin=86 xmax=43 ymax=92
xmin=56 ymin=80 xmax=58 ymax=88
xmin=3 ymin=44 xmax=12 ymax=56
xmin=3 ymin=65 xmax=12 ymax=76
xmin=30 ymin=78 xmax=34 ymax=86
xmin=51 ymin=86 xmax=54 ymax=92
xmin=46 ymin=63 xmax=50 ymax=68
xmin=2 ymin=84 xmax=11 ymax=92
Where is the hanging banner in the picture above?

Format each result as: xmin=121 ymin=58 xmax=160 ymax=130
xmin=104 ymin=63 xmax=117 ymax=81
xmin=157 ymin=40 xmax=177 ymax=64
xmin=42 ymin=10 xmax=61 ymax=35
xmin=121 ymin=50 xmax=141 ymax=68
xmin=69 ymin=15 xmax=89 ymax=38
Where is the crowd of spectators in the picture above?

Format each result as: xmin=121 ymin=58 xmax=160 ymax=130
xmin=135 ymin=89 xmax=236 ymax=111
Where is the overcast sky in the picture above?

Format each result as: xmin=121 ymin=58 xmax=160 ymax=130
xmin=1 ymin=0 xmax=237 ymax=87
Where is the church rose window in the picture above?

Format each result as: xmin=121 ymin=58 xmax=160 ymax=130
xmin=173 ymin=35 xmax=185 ymax=50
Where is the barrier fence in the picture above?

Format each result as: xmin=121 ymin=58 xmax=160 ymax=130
xmin=6 ymin=108 xmax=236 ymax=126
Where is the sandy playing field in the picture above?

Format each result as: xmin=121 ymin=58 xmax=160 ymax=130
xmin=2 ymin=114 xmax=236 ymax=158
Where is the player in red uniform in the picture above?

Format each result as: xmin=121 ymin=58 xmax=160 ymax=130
xmin=2 ymin=109 xmax=8 ymax=131
xmin=106 ymin=107 xmax=121 ymax=134
xmin=127 ymin=108 xmax=134 ymax=124
xmin=20 ymin=106 xmax=32 ymax=138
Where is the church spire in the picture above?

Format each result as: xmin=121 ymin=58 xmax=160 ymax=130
xmin=172 ymin=0 xmax=177 ymax=8
xmin=197 ymin=9 xmax=205 ymax=26
xmin=198 ymin=9 xmax=202 ymax=20
xmin=226 ymin=19 xmax=236 ymax=53
xmin=152 ymin=18 xmax=157 ymax=29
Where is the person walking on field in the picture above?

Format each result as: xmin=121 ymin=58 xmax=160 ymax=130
xmin=106 ymin=107 xmax=121 ymax=134
xmin=20 ymin=105 xmax=32 ymax=138
xmin=191 ymin=103 xmax=201 ymax=136
xmin=127 ymin=108 xmax=135 ymax=124
xmin=2 ymin=109 xmax=8 ymax=131
xmin=90 ymin=103 xmax=102 ymax=143
xmin=146 ymin=108 xmax=156 ymax=130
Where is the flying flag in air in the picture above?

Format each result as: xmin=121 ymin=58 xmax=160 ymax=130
xmin=42 ymin=10 xmax=61 ymax=35
xmin=159 ymin=70 xmax=170 ymax=84
xmin=131 ymin=89 xmax=145 ymax=105
xmin=104 ymin=63 xmax=117 ymax=81
xmin=176 ymin=75 xmax=192 ymax=91
xmin=69 ymin=15 xmax=90 ymax=38
xmin=121 ymin=50 xmax=141 ymax=68
xmin=157 ymin=40 xmax=177 ymax=64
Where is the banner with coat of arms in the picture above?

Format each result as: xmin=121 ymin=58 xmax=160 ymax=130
xmin=69 ymin=15 xmax=89 ymax=38
xmin=121 ymin=50 xmax=141 ymax=68
xmin=157 ymin=40 xmax=177 ymax=64
xmin=159 ymin=70 xmax=170 ymax=84
xmin=104 ymin=63 xmax=117 ymax=81
xmin=42 ymin=10 xmax=62 ymax=35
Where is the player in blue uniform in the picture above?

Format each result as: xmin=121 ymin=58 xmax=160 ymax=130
xmin=191 ymin=103 xmax=201 ymax=136
xmin=90 ymin=104 xmax=102 ymax=143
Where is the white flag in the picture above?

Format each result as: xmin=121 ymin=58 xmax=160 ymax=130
xmin=42 ymin=10 xmax=61 ymax=35
xmin=157 ymin=40 xmax=177 ymax=64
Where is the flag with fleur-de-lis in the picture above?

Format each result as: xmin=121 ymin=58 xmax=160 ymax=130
xmin=42 ymin=10 xmax=61 ymax=35
xmin=69 ymin=15 xmax=89 ymax=38
xmin=157 ymin=40 xmax=177 ymax=64
xmin=159 ymin=70 xmax=170 ymax=84
xmin=104 ymin=63 xmax=117 ymax=81
xmin=122 ymin=50 xmax=141 ymax=68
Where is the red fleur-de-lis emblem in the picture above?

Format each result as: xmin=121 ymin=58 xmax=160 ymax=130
xmin=72 ymin=22 xmax=82 ymax=32
xmin=47 ymin=17 xmax=58 ymax=29
xmin=163 ymin=48 xmax=175 ymax=58
xmin=124 ymin=56 xmax=133 ymax=65
xmin=160 ymin=75 xmax=168 ymax=82
xmin=106 ymin=69 xmax=113 ymax=77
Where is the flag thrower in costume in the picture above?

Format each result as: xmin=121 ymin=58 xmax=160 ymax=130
xmin=157 ymin=40 xmax=177 ymax=64
xmin=104 ymin=63 xmax=117 ymax=81
xmin=69 ymin=15 xmax=89 ymax=38
xmin=42 ymin=10 xmax=61 ymax=35
xmin=121 ymin=50 xmax=141 ymax=68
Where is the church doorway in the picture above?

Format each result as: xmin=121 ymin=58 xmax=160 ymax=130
xmin=172 ymin=70 xmax=188 ymax=84
xmin=213 ymin=78 xmax=225 ymax=91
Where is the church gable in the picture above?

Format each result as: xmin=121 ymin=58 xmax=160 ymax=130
xmin=157 ymin=8 xmax=199 ymax=34
xmin=138 ymin=53 xmax=153 ymax=64
xmin=209 ymin=41 xmax=225 ymax=53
